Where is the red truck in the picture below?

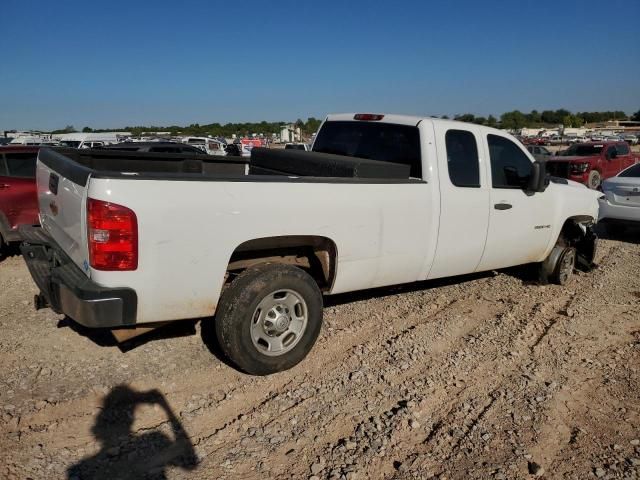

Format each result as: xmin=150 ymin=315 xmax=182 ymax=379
xmin=0 ymin=146 xmax=39 ymax=252
xmin=545 ymin=141 xmax=639 ymax=189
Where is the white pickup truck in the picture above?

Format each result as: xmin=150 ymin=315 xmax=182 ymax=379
xmin=21 ymin=113 xmax=600 ymax=375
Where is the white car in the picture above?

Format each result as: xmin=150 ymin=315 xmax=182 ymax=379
xmin=284 ymin=143 xmax=311 ymax=151
xmin=21 ymin=113 xmax=600 ymax=374
xmin=599 ymin=162 xmax=640 ymax=232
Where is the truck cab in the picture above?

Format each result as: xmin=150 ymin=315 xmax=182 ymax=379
xmin=546 ymin=141 xmax=639 ymax=189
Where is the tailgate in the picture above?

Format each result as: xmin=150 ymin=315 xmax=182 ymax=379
xmin=36 ymin=148 xmax=90 ymax=274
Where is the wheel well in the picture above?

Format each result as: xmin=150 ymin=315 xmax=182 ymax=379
xmin=226 ymin=236 xmax=338 ymax=291
xmin=557 ymin=217 xmax=597 ymax=270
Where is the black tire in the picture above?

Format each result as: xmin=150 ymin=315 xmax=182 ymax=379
xmin=214 ymin=264 xmax=323 ymax=375
xmin=538 ymin=245 xmax=576 ymax=285
xmin=587 ymin=170 xmax=601 ymax=190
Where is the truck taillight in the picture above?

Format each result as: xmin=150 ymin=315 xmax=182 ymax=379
xmin=88 ymin=198 xmax=138 ymax=271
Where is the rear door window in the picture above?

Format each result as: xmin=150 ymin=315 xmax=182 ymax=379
xmin=313 ymin=121 xmax=422 ymax=178
xmin=487 ymin=134 xmax=532 ymax=189
xmin=616 ymin=143 xmax=630 ymax=155
xmin=5 ymin=153 xmax=37 ymax=178
xmin=445 ymin=130 xmax=480 ymax=187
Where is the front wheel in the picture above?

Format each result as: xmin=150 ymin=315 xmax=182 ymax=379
xmin=538 ymin=245 xmax=576 ymax=285
xmin=214 ymin=264 xmax=323 ymax=375
xmin=587 ymin=170 xmax=601 ymax=190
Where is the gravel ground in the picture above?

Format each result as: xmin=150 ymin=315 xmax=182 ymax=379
xmin=0 ymin=230 xmax=639 ymax=480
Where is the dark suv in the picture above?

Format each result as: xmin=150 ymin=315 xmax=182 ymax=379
xmin=100 ymin=141 xmax=208 ymax=154
xmin=0 ymin=146 xmax=39 ymax=251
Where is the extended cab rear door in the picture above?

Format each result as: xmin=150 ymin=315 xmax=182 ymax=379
xmin=477 ymin=133 xmax=554 ymax=271
xmin=615 ymin=142 xmax=635 ymax=172
xmin=427 ymin=123 xmax=490 ymax=279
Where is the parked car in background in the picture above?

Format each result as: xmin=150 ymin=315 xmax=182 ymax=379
xmin=21 ymin=114 xmax=599 ymax=374
xmin=599 ymin=162 xmax=640 ymax=233
xmin=100 ymin=141 xmax=209 ymax=155
xmin=284 ymin=143 xmax=311 ymax=151
xmin=546 ymin=142 xmax=639 ymax=189
xmin=568 ymin=136 xmax=589 ymax=144
xmin=622 ymin=134 xmax=638 ymax=145
xmin=526 ymin=145 xmax=553 ymax=161
xmin=0 ymin=146 xmax=39 ymax=252
xmin=181 ymin=137 xmax=227 ymax=156
xmin=55 ymin=133 xmax=123 ymax=148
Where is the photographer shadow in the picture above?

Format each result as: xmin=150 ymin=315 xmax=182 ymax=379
xmin=68 ymin=385 xmax=198 ymax=480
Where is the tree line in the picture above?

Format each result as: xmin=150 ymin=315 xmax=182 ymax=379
xmin=52 ymin=118 xmax=324 ymax=138
xmin=50 ymin=110 xmax=639 ymax=136
xmin=449 ymin=109 xmax=639 ymax=130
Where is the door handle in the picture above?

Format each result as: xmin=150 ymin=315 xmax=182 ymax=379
xmin=494 ymin=203 xmax=512 ymax=210
xmin=0 ymin=183 xmax=10 ymax=189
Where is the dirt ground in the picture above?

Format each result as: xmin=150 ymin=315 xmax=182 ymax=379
xmin=1 ymin=229 xmax=639 ymax=480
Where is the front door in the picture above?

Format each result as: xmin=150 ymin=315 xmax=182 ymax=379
xmin=603 ymin=145 xmax=621 ymax=180
xmin=477 ymin=133 xmax=554 ymax=272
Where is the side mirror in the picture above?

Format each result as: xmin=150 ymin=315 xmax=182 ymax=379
xmin=527 ymin=161 xmax=549 ymax=194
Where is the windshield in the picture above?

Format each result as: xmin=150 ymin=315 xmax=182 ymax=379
xmin=619 ymin=164 xmax=640 ymax=178
xmin=562 ymin=144 xmax=603 ymax=156
xmin=313 ymin=121 xmax=422 ymax=177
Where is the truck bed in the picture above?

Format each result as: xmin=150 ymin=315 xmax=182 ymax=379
xmin=39 ymin=147 xmax=413 ymax=184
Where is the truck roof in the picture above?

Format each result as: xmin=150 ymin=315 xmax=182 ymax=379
xmin=325 ymin=113 xmax=506 ymax=134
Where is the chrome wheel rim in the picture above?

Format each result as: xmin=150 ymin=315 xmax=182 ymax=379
xmin=250 ymin=289 xmax=308 ymax=357
xmin=558 ymin=249 xmax=575 ymax=284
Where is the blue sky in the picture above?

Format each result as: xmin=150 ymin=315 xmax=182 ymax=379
xmin=1 ymin=0 xmax=639 ymax=131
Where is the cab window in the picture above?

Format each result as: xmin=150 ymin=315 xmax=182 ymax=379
xmin=487 ymin=134 xmax=532 ymax=189
xmin=445 ymin=129 xmax=480 ymax=187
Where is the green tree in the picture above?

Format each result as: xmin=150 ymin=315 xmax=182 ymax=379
xmin=486 ymin=115 xmax=498 ymax=128
xmin=500 ymin=110 xmax=527 ymax=130
xmin=82 ymin=126 xmax=93 ymax=133
xmin=304 ymin=117 xmax=322 ymax=135
xmin=454 ymin=113 xmax=476 ymax=123
xmin=632 ymin=110 xmax=640 ymax=121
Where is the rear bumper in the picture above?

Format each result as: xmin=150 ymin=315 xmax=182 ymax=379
xmin=598 ymin=198 xmax=640 ymax=223
xmin=19 ymin=225 xmax=137 ymax=328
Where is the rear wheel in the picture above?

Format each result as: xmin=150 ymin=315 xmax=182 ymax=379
xmin=539 ymin=245 xmax=576 ymax=285
xmin=214 ymin=264 xmax=323 ymax=375
xmin=587 ymin=170 xmax=601 ymax=190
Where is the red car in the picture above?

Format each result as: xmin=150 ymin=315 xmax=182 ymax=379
xmin=545 ymin=141 xmax=639 ymax=189
xmin=0 ymin=146 xmax=39 ymax=251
